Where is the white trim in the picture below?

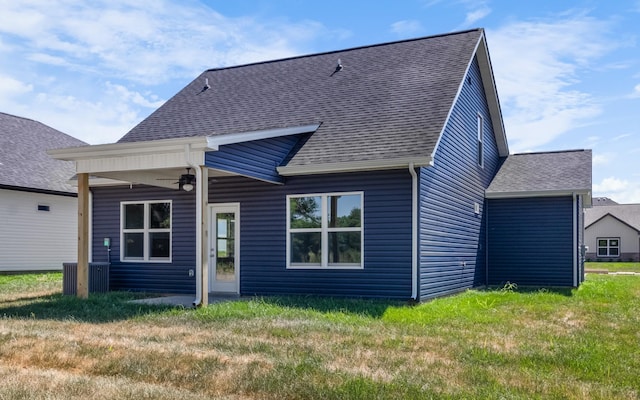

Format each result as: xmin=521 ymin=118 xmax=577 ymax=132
xmin=207 ymin=124 xmax=320 ymax=150
xmin=278 ymin=157 xmax=431 ymax=176
xmin=475 ymin=34 xmax=509 ymax=157
xmin=596 ymin=237 xmax=621 ymax=258
xmin=286 ymin=191 xmax=364 ymax=269
xmin=477 ymin=113 xmax=484 ymax=168
xmin=429 ymin=32 xmax=509 ymax=165
xmin=120 ymin=200 xmax=172 ymax=263
xmin=485 ymin=189 xmax=591 ymax=199
xmin=208 ymin=202 xmax=240 ymax=294
xmin=48 ymin=136 xmax=211 ymax=161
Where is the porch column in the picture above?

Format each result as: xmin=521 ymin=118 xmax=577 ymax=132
xmin=200 ymin=166 xmax=209 ymax=306
xmin=77 ymin=172 xmax=89 ymax=299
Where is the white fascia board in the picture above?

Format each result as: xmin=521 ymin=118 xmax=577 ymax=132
xmin=485 ymin=189 xmax=591 ymax=199
xmin=48 ymin=136 xmax=211 ymax=161
xmin=75 ymin=150 xmax=205 ymax=174
xmin=207 ymin=124 xmax=320 ymax=150
xmin=278 ymin=156 xmax=432 ymax=176
xmin=429 ymin=33 xmax=509 ymax=163
xmin=475 ymin=34 xmax=509 ymax=157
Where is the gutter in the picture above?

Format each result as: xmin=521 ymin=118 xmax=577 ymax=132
xmin=409 ymin=163 xmax=418 ymax=300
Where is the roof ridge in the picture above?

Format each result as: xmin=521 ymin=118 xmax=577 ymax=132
xmin=0 ymin=111 xmax=43 ymax=124
xmin=511 ymin=149 xmax=589 ymax=156
xmin=205 ymin=28 xmax=484 ymax=73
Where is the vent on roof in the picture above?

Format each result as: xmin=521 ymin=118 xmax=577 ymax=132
xmin=38 ymin=204 xmax=50 ymax=212
xmin=331 ymin=58 xmax=343 ymax=76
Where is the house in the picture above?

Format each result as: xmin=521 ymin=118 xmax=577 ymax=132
xmin=585 ymin=204 xmax=640 ymax=262
xmin=0 ymin=112 xmax=87 ymax=272
xmin=50 ymin=29 xmax=592 ymax=304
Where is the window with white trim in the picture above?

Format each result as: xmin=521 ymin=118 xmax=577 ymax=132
xmin=477 ymin=113 xmax=484 ymax=167
xmin=287 ymin=192 xmax=363 ymax=268
xmin=597 ymin=238 xmax=619 ymax=257
xmin=121 ymin=201 xmax=172 ymax=262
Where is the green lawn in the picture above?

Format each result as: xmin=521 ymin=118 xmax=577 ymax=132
xmin=585 ymin=261 xmax=640 ymax=273
xmin=1 ymin=273 xmax=639 ymax=399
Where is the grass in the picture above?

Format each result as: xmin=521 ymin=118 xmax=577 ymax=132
xmin=585 ymin=261 xmax=640 ymax=273
xmin=1 ymin=273 xmax=639 ymax=399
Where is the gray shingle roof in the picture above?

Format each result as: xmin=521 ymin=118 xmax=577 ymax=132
xmin=486 ymin=150 xmax=592 ymax=195
xmin=593 ymin=197 xmax=618 ymax=206
xmin=118 ymin=29 xmax=485 ymax=167
xmin=0 ymin=112 xmax=87 ymax=194
xmin=585 ymin=204 xmax=640 ymax=232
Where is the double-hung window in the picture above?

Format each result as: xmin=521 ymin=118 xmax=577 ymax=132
xmin=287 ymin=192 xmax=363 ymax=269
xmin=121 ymin=201 xmax=172 ymax=262
xmin=597 ymin=238 xmax=619 ymax=257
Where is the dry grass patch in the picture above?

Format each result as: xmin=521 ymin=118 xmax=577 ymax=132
xmin=1 ymin=273 xmax=639 ymax=399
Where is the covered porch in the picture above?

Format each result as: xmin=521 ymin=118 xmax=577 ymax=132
xmin=49 ymin=125 xmax=320 ymax=306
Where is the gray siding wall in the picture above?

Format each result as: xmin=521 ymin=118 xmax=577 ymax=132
xmin=91 ymin=169 xmax=412 ymax=298
xmin=418 ymin=56 xmax=501 ymax=300
xmin=487 ymin=196 xmax=575 ymax=287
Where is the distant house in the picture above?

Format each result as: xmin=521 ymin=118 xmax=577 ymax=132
xmin=50 ymin=29 xmax=592 ymax=304
xmin=0 ymin=112 xmax=87 ymax=272
xmin=585 ymin=204 xmax=640 ymax=262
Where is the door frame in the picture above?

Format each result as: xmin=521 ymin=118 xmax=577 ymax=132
xmin=208 ymin=202 xmax=240 ymax=294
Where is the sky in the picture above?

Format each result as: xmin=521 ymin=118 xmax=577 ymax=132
xmin=1 ymin=0 xmax=639 ymax=203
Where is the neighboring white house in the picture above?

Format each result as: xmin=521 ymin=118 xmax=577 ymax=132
xmin=585 ymin=203 xmax=640 ymax=262
xmin=0 ymin=112 xmax=87 ymax=272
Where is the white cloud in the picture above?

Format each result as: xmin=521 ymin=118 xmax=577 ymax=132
xmin=592 ymin=153 xmax=612 ymax=166
xmin=0 ymin=74 xmax=33 ymax=97
xmin=593 ymin=176 xmax=640 ymax=204
xmin=0 ymin=1 xmax=319 ymax=84
xmin=488 ymin=15 xmax=614 ymax=151
xmin=390 ymin=20 xmax=424 ymax=36
xmin=631 ymin=83 xmax=640 ymax=98
xmin=0 ymin=1 xmax=335 ymax=144
xmin=461 ymin=6 xmax=491 ymax=27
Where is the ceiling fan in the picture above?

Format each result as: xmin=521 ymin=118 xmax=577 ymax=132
xmin=178 ymin=168 xmax=196 ymax=192
xmin=157 ymin=168 xmax=196 ymax=191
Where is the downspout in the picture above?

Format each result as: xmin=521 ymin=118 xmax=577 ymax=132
xmin=485 ymin=200 xmax=489 ymax=287
xmin=572 ymin=192 xmax=577 ymax=287
xmin=185 ymin=144 xmax=204 ymax=307
xmin=409 ymin=163 xmax=418 ymax=300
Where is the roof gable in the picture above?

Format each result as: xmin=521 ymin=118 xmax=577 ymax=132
xmin=0 ymin=112 xmax=87 ymax=194
xmin=486 ymin=150 xmax=592 ymax=200
xmin=118 ymin=29 xmax=506 ymax=169
xmin=585 ymin=204 xmax=640 ymax=232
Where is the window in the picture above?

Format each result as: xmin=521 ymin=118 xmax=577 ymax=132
xmin=121 ymin=201 xmax=171 ymax=262
xmin=477 ymin=113 xmax=484 ymax=167
xmin=287 ymin=192 xmax=363 ymax=268
xmin=597 ymin=238 xmax=619 ymax=257
xmin=37 ymin=204 xmax=50 ymax=212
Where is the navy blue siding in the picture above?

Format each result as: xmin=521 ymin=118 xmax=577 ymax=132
xmin=91 ymin=185 xmax=197 ymax=294
xmin=91 ymin=170 xmax=412 ymax=298
xmin=487 ymin=196 xmax=575 ymax=287
xmin=211 ymin=170 xmax=413 ymax=299
xmin=418 ymin=56 xmax=500 ymax=300
xmin=205 ymin=135 xmax=305 ymax=184
xmin=577 ymin=195 xmax=585 ymax=283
